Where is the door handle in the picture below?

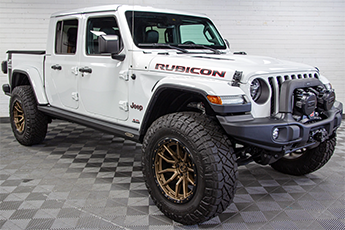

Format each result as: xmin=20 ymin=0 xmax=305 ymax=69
xmin=51 ymin=64 xmax=62 ymax=70
xmin=79 ymin=67 xmax=92 ymax=74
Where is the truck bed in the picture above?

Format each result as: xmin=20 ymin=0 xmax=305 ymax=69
xmin=7 ymin=50 xmax=45 ymax=55
xmin=6 ymin=50 xmax=46 ymax=83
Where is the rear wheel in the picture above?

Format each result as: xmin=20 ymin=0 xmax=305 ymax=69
xmin=270 ymin=137 xmax=336 ymax=176
xmin=142 ymin=112 xmax=237 ymax=225
xmin=10 ymin=85 xmax=48 ymax=146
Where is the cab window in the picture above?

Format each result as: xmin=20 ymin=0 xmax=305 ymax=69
xmin=55 ymin=19 xmax=78 ymax=54
xmin=125 ymin=11 xmax=226 ymax=49
xmin=86 ymin=16 xmax=122 ymax=55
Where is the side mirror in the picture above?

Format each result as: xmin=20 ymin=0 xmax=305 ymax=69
xmin=98 ymin=35 xmax=126 ymax=61
xmin=111 ymin=53 xmax=126 ymax=61
xmin=98 ymin=35 xmax=120 ymax=53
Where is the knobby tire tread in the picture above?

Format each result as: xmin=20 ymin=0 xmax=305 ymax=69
xmin=142 ymin=112 xmax=237 ymax=225
xmin=10 ymin=85 xmax=48 ymax=146
xmin=270 ymin=136 xmax=336 ymax=176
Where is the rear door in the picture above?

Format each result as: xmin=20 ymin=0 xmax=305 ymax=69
xmin=45 ymin=17 xmax=81 ymax=109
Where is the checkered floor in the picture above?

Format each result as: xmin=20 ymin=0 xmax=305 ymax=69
xmin=1 ymin=119 xmax=345 ymax=230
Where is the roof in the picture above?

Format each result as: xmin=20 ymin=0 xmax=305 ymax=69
xmin=50 ymin=4 xmax=205 ymax=18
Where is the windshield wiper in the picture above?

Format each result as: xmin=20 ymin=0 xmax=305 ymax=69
xmin=178 ymin=44 xmax=223 ymax=54
xmin=138 ymin=43 xmax=188 ymax=53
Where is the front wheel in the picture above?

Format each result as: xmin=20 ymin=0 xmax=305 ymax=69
xmin=10 ymin=85 xmax=48 ymax=146
xmin=142 ymin=112 xmax=237 ymax=225
xmin=270 ymin=137 xmax=336 ymax=176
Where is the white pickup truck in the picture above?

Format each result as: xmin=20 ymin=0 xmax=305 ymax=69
xmin=1 ymin=5 xmax=343 ymax=225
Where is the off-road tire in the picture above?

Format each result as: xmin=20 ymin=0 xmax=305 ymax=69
xmin=142 ymin=112 xmax=237 ymax=225
xmin=10 ymin=85 xmax=48 ymax=146
xmin=270 ymin=136 xmax=336 ymax=176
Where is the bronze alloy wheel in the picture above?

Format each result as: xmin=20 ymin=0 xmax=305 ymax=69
xmin=13 ymin=101 xmax=25 ymax=133
xmin=153 ymin=138 xmax=197 ymax=204
xmin=143 ymin=112 xmax=237 ymax=224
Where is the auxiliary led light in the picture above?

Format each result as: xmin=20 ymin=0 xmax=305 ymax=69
xmin=272 ymin=128 xmax=279 ymax=140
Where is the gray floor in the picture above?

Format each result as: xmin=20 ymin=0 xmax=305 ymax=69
xmin=0 ymin=119 xmax=345 ymax=230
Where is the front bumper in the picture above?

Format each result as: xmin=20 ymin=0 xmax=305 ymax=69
xmin=217 ymin=101 xmax=343 ymax=153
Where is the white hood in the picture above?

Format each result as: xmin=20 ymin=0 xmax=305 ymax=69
xmin=147 ymin=52 xmax=317 ymax=83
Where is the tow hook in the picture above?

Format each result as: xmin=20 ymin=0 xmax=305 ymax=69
xmin=310 ymin=128 xmax=328 ymax=142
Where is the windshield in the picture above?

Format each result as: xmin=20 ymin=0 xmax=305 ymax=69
xmin=125 ymin=11 xmax=226 ymax=50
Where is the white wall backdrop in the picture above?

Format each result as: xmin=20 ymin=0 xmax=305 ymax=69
xmin=0 ymin=0 xmax=344 ymax=116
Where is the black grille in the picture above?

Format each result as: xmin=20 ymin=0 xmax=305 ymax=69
xmin=268 ymin=73 xmax=319 ymax=115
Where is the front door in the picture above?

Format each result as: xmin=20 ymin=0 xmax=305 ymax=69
xmin=78 ymin=15 xmax=129 ymax=121
xmin=45 ymin=17 xmax=81 ymax=109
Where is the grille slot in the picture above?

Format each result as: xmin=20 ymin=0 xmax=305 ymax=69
xmin=268 ymin=73 xmax=319 ymax=115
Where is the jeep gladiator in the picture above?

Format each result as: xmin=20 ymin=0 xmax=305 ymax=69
xmin=1 ymin=5 xmax=343 ymax=224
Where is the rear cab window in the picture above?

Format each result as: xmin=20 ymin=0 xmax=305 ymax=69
xmin=55 ymin=19 xmax=78 ymax=54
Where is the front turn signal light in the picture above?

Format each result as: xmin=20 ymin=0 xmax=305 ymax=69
xmin=207 ymin=95 xmax=222 ymax=105
xmin=207 ymin=95 xmax=246 ymax=105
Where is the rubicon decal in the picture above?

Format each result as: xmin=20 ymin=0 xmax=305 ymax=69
xmin=155 ymin=63 xmax=226 ymax=78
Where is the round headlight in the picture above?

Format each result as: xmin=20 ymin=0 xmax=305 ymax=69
xmin=249 ymin=78 xmax=270 ymax=104
xmin=250 ymin=78 xmax=262 ymax=101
